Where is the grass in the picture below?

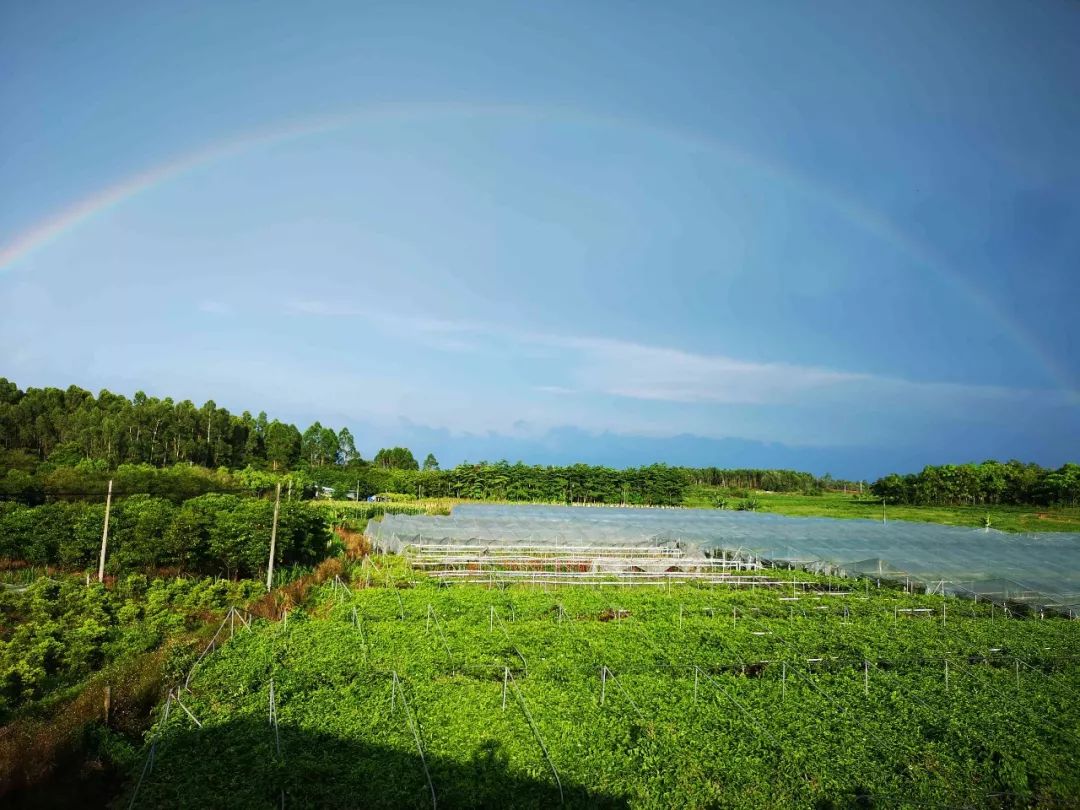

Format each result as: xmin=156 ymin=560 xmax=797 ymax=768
xmin=684 ymin=486 xmax=1080 ymax=533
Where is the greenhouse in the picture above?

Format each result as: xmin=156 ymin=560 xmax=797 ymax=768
xmin=366 ymin=504 xmax=1080 ymax=614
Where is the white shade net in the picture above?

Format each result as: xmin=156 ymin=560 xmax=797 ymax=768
xmin=367 ymin=504 xmax=1080 ymax=614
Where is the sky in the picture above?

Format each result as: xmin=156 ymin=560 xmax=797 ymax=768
xmin=1 ymin=0 xmax=1078 ymax=479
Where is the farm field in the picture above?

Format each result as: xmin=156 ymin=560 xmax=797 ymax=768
xmin=122 ymin=565 xmax=1080 ymax=809
xmin=683 ymin=488 xmax=1080 ymax=533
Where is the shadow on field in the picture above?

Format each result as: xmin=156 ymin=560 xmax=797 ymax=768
xmin=119 ymin=717 xmax=629 ymax=809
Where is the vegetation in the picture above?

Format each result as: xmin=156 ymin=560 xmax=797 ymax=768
xmin=118 ymin=567 xmax=1080 ymax=808
xmin=872 ymin=460 xmax=1080 ymax=507
xmin=685 ymin=489 xmax=1080 ymax=533
xmin=0 ymin=495 xmax=329 ymax=578
xmin=4 ymin=379 xmax=1077 ymax=523
xmin=0 ymin=573 xmax=266 ymax=805
xmin=0 ymin=575 xmax=259 ymax=724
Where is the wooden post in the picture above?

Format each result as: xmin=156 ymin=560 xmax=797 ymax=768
xmin=97 ymin=480 xmax=113 ymax=583
xmin=103 ymin=685 xmax=111 ymax=725
xmin=266 ymin=483 xmax=281 ymax=591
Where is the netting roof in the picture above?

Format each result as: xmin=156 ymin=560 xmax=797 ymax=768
xmin=367 ymin=504 xmax=1080 ymax=613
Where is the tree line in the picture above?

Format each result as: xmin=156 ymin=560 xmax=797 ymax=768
xmin=870 ymin=461 xmax=1080 ymax=507
xmin=0 ymin=378 xmax=356 ymax=472
xmin=5 ymin=379 xmax=1075 ymax=509
xmin=0 ymin=494 xmax=328 ymax=578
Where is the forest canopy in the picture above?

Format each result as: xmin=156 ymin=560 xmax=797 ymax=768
xmin=1 ymin=379 xmax=1076 ymax=508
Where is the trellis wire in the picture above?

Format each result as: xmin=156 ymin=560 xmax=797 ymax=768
xmin=505 ymin=670 xmax=564 ymax=806
xmin=491 ymin=607 xmax=529 ymax=675
xmin=174 ymin=694 xmax=203 ymax=728
xmin=598 ymin=666 xmax=646 ymax=722
xmin=127 ymin=690 xmax=174 ymax=809
xmin=425 ymin=604 xmax=454 ymax=665
xmin=948 ymin=659 xmax=1080 ymax=746
xmin=390 ymin=672 xmax=438 ymax=809
xmin=694 ymin=666 xmax=784 ymax=748
xmin=184 ymin=609 xmax=235 ymax=689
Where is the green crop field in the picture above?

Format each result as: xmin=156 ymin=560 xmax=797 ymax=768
xmin=683 ymin=487 xmax=1080 ymax=533
xmin=121 ymin=565 xmax=1080 ymax=809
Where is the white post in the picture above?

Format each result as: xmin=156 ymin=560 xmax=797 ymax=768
xmin=266 ymin=483 xmax=281 ymax=591
xmin=97 ymin=480 xmax=113 ymax=583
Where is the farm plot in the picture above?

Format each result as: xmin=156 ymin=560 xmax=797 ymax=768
xmin=122 ymin=577 xmax=1080 ymax=809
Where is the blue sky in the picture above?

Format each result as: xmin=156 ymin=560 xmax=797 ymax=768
xmin=1 ymin=0 xmax=1078 ymax=479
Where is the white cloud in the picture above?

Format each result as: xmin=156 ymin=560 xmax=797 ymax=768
xmin=280 ymin=299 xmax=1077 ymax=439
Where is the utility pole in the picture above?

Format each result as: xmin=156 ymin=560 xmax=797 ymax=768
xmin=882 ymin=497 xmax=887 ymax=525
xmin=266 ymin=483 xmax=281 ymax=591
xmin=97 ymin=479 xmax=113 ymax=583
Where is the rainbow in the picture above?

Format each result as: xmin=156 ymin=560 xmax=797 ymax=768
xmin=0 ymin=101 xmax=1074 ymax=395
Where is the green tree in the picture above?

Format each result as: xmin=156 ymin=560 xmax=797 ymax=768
xmin=422 ymin=453 xmax=440 ymax=471
xmin=374 ymin=447 xmax=419 ymax=470
xmin=338 ymin=428 xmax=359 ymax=464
